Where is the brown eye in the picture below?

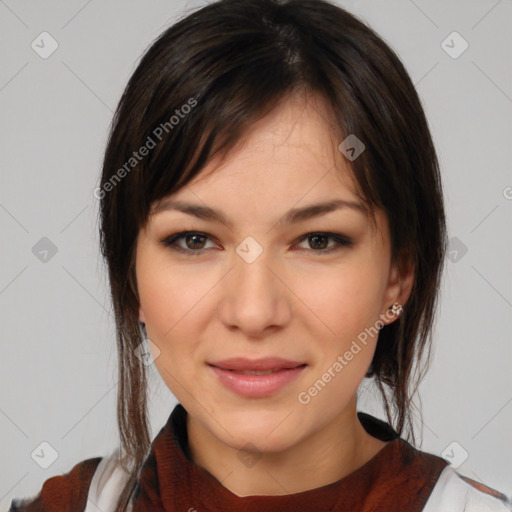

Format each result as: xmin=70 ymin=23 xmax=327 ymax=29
xmin=295 ymin=232 xmax=353 ymax=254
xmin=161 ymin=230 xmax=352 ymax=257
xmin=184 ymin=234 xmax=207 ymax=250
xmin=308 ymin=234 xmax=329 ymax=250
xmin=160 ymin=231 xmax=217 ymax=255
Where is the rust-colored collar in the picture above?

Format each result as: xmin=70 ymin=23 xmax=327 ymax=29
xmin=132 ymin=404 xmax=448 ymax=511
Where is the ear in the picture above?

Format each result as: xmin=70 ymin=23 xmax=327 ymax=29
xmin=139 ymin=305 xmax=146 ymax=324
xmin=381 ymin=250 xmax=415 ymax=325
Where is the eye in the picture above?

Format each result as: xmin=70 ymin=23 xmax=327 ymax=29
xmin=160 ymin=231 xmax=217 ymax=256
xmin=161 ymin=230 xmax=353 ymax=256
xmin=294 ymin=232 xmax=353 ymax=254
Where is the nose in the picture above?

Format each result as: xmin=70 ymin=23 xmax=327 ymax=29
xmin=218 ymin=246 xmax=292 ymax=339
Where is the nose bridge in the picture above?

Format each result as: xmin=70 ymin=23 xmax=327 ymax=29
xmin=220 ymin=236 xmax=290 ymax=335
xmin=233 ymin=237 xmax=279 ymax=302
xmin=236 ymin=243 xmax=274 ymax=289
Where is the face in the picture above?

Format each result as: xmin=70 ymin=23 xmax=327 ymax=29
xmin=136 ymin=93 xmax=410 ymax=454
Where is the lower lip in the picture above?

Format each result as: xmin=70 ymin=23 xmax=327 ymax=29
xmin=209 ymin=365 xmax=306 ymax=398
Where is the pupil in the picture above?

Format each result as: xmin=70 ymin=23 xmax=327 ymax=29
xmin=311 ymin=234 xmax=327 ymax=250
xmin=188 ymin=235 xmax=204 ymax=249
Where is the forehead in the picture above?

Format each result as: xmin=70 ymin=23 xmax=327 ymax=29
xmin=152 ymin=93 xmax=363 ymax=217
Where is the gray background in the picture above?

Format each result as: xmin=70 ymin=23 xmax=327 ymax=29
xmin=1 ymin=0 xmax=511 ymax=508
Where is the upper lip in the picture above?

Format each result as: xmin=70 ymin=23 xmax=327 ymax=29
xmin=208 ymin=357 xmax=306 ymax=371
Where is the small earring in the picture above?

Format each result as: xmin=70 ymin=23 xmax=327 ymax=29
xmin=390 ymin=302 xmax=403 ymax=317
xmin=138 ymin=320 xmax=147 ymax=338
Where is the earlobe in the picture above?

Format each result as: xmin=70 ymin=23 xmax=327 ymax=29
xmin=389 ymin=302 xmax=403 ymax=317
xmin=382 ymin=252 xmax=415 ymax=325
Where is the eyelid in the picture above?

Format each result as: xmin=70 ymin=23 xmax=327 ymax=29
xmin=295 ymin=232 xmax=353 ymax=249
xmin=160 ymin=231 xmax=220 ymax=254
xmin=160 ymin=230 xmax=353 ymax=256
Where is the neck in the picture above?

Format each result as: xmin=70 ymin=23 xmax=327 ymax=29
xmin=186 ymin=399 xmax=387 ymax=497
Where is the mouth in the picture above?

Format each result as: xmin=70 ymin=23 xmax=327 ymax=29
xmin=220 ymin=368 xmax=301 ymax=375
xmin=207 ymin=357 xmax=306 ymax=372
xmin=207 ymin=358 xmax=307 ymax=398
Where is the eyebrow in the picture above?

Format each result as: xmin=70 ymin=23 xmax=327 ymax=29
xmin=150 ymin=198 xmax=367 ymax=228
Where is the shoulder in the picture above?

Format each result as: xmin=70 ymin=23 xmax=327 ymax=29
xmin=84 ymin=447 xmax=133 ymax=512
xmin=423 ymin=465 xmax=512 ymax=512
xmin=9 ymin=456 xmax=102 ymax=512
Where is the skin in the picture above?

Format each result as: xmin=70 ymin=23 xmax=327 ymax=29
xmin=136 ymin=91 xmax=414 ymax=496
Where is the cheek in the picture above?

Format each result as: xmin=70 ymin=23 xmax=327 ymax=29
xmin=138 ymin=265 xmax=204 ymax=395
xmin=137 ymin=252 xmax=217 ymax=336
xmin=296 ymin=267 xmax=384 ymax=411
xmin=136 ymin=251 xmax=227 ymax=392
xmin=295 ymin=258 xmax=387 ymax=335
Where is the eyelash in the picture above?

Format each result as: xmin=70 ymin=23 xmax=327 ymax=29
xmin=160 ymin=231 xmax=353 ymax=256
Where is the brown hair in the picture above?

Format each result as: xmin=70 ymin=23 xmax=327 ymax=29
xmin=98 ymin=0 xmax=447 ymax=509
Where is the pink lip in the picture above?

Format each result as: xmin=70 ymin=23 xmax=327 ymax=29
xmin=208 ymin=358 xmax=307 ymax=398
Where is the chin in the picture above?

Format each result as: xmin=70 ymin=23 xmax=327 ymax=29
xmin=229 ymin=432 xmax=297 ymax=455
xmin=215 ymin=416 xmax=300 ymax=453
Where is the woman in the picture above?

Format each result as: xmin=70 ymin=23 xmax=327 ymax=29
xmin=9 ymin=0 xmax=511 ymax=510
